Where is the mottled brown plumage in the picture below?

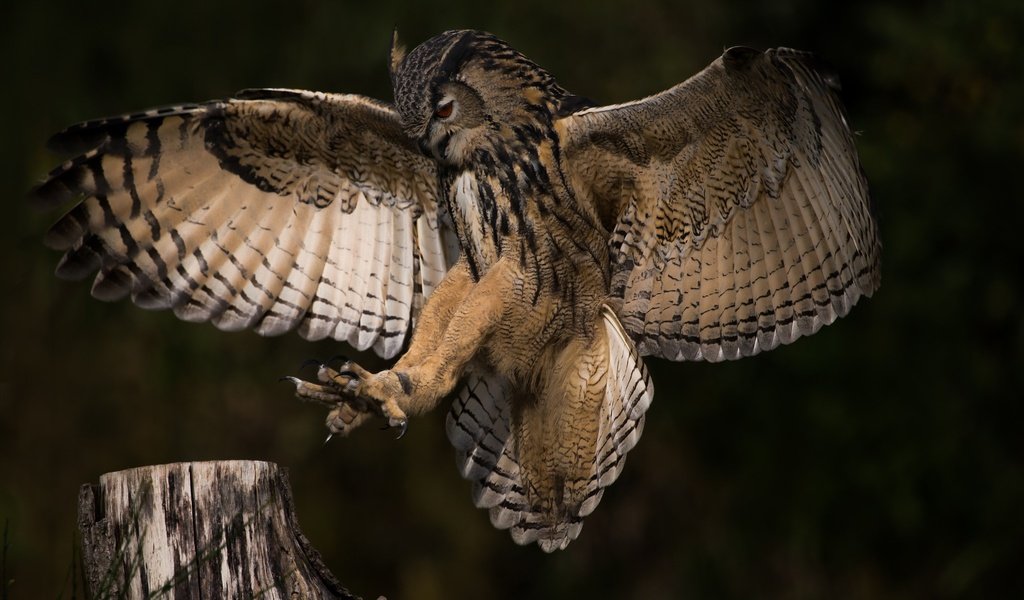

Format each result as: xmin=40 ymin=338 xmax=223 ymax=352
xmin=32 ymin=30 xmax=879 ymax=551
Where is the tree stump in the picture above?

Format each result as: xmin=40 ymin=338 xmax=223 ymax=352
xmin=78 ymin=460 xmax=358 ymax=599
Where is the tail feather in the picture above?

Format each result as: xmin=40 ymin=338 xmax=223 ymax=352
xmin=445 ymin=305 xmax=654 ymax=551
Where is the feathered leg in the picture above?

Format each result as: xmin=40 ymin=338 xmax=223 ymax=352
xmin=287 ymin=257 xmax=506 ymax=437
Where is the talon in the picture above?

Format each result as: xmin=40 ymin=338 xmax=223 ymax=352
xmin=324 ymin=433 xmax=334 ymax=445
xmin=300 ymin=358 xmax=322 ymax=371
xmin=326 ymin=354 xmax=349 ymax=367
xmin=279 ymin=375 xmax=301 ymax=385
xmin=391 ymin=417 xmax=408 ymax=440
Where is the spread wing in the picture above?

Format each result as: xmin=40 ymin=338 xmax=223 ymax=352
xmin=32 ymin=89 xmax=459 ymax=359
xmin=559 ymin=47 xmax=881 ymax=362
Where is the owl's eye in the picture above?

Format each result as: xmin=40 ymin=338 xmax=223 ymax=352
xmin=435 ymin=99 xmax=455 ymax=119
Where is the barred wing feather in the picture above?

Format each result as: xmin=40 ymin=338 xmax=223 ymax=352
xmin=559 ymin=47 xmax=881 ymax=362
xmin=32 ymin=89 xmax=458 ymax=359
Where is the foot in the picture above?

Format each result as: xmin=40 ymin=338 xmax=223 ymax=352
xmin=282 ymin=359 xmax=409 ymax=438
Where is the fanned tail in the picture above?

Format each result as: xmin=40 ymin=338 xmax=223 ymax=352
xmin=446 ymin=306 xmax=653 ymax=551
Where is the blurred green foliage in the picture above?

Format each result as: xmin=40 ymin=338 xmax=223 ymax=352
xmin=2 ymin=0 xmax=1022 ymax=598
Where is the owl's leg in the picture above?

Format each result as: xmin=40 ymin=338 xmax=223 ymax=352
xmin=353 ymin=260 xmax=511 ymax=420
xmin=304 ymin=260 xmax=509 ymax=436
xmin=394 ymin=259 xmax=475 ymax=369
xmin=286 ymin=259 xmax=479 ymax=437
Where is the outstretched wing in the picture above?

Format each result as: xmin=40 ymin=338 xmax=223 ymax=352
xmin=559 ymin=47 xmax=881 ymax=362
xmin=32 ymin=89 xmax=459 ymax=359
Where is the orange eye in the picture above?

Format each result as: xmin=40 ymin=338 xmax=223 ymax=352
xmin=435 ymin=100 xmax=454 ymax=119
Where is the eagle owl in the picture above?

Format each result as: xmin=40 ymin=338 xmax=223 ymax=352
xmin=33 ymin=30 xmax=880 ymax=551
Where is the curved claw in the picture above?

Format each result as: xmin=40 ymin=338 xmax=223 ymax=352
xmin=326 ymin=354 xmax=349 ymax=367
xmin=391 ymin=417 xmax=409 ymax=440
xmin=300 ymin=358 xmax=322 ymax=372
xmin=279 ymin=375 xmax=301 ymax=385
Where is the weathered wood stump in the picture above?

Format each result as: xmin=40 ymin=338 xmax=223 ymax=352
xmin=78 ymin=460 xmax=358 ymax=599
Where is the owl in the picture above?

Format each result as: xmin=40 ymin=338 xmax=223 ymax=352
xmin=33 ymin=30 xmax=880 ymax=551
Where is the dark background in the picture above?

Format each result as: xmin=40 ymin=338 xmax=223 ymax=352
xmin=2 ymin=1 xmax=1022 ymax=598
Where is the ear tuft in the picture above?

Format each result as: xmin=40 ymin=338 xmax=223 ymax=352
xmin=389 ymin=27 xmax=407 ymax=83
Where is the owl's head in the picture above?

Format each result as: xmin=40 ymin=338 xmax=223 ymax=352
xmin=390 ymin=30 xmax=572 ymax=167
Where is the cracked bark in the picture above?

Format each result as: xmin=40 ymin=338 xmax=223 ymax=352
xmin=78 ymin=461 xmax=359 ymax=599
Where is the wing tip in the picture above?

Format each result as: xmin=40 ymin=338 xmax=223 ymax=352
xmin=90 ymin=268 xmax=133 ymax=302
xmin=53 ymin=248 xmax=100 ymax=281
xmin=29 ymin=178 xmax=72 ymax=210
xmin=29 ymin=154 xmax=94 ymax=209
